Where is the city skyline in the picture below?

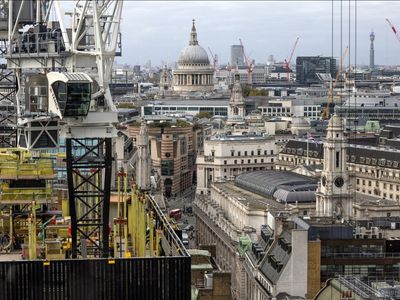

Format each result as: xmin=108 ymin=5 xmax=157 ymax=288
xmin=117 ymin=1 xmax=400 ymax=67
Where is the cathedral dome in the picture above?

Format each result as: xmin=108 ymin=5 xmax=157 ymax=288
xmin=177 ymin=20 xmax=209 ymax=65
xmin=178 ymin=45 xmax=210 ymax=65
xmin=172 ymin=20 xmax=214 ymax=94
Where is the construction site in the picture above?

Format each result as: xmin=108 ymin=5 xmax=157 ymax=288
xmin=0 ymin=1 xmax=190 ymax=299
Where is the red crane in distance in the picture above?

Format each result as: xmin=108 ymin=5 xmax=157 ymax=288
xmin=284 ymin=37 xmax=299 ymax=82
xmin=386 ymin=18 xmax=400 ymax=43
xmin=239 ymin=38 xmax=253 ymax=84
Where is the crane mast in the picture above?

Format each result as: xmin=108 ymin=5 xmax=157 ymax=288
xmin=5 ymin=0 xmax=123 ymax=258
xmin=284 ymin=37 xmax=299 ymax=82
xmin=386 ymin=18 xmax=400 ymax=44
xmin=239 ymin=38 xmax=253 ymax=84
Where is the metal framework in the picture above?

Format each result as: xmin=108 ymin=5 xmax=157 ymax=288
xmin=66 ymin=138 xmax=112 ymax=258
xmin=0 ymin=68 xmax=16 ymax=147
xmin=2 ymin=0 xmax=123 ymax=258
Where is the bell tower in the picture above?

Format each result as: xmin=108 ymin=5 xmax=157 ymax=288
xmin=316 ymin=114 xmax=352 ymax=219
xmin=228 ymin=68 xmax=245 ymax=119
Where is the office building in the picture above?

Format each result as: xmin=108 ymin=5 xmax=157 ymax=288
xmin=231 ymin=45 xmax=245 ymax=66
xmin=296 ymin=56 xmax=336 ymax=84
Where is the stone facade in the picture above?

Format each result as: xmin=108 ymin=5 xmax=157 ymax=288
xmin=129 ymin=121 xmax=202 ymax=197
xmin=196 ymin=135 xmax=278 ymax=195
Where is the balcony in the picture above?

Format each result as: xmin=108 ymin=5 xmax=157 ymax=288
xmin=204 ymin=155 xmax=214 ymax=162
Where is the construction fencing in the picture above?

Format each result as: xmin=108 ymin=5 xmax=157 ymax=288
xmin=0 ymin=256 xmax=191 ymax=300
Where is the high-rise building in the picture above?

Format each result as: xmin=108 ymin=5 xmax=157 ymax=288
xmin=296 ymin=56 xmax=336 ymax=84
xmin=230 ymin=45 xmax=244 ymax=66
xmin=370 ymin=30 xmax=375 ymax=69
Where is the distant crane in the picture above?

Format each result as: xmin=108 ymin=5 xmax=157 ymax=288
xmin=284 ymin=37 xmax=299 ymax=82
xmin=208 ymin=47 xmax=219 ymax=72
xmin=239 ymin=38 xmax=253 ymax=84
xmin=386 ymin=18 xmax=400 ymax=43
xmin=321 ymin=46 xmax=349 ymax=120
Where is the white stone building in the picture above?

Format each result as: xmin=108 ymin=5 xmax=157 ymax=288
xmin=196 ymin=135 xmax=278 ymax=195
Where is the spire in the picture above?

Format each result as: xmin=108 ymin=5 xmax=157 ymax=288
xmin=136 ymin=117 xmax=151 ymax=191
xmin=189 ymin=19 xmax=198 ymax=46
xmin=138 ymin=117 xmax=149 ymax=146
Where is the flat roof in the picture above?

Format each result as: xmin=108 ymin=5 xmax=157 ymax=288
xmin=210 ymin=135 xmax=272 ymax=141
xmin=213 ymin=181 xmax=284 ymax=211
xmin=148 ymin=99 xmax=230 ymax=106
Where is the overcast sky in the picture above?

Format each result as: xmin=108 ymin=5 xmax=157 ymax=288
xmin=115 ymin=1 xmax=400 ymax=67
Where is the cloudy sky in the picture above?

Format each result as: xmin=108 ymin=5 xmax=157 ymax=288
xmin=116 ymin=1 xmax=400 ymax=67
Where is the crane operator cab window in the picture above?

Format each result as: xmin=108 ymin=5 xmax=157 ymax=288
xmin=51 ymin=81 xmax=91 ymax=117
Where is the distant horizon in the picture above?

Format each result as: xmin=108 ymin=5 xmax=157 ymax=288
xmin=115 ymin=1 xmax=400 ymax=67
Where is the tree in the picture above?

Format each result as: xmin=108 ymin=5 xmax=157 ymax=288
xmin=196 ymin=111 xmax=212 ymax=119
xmin=241 ymin=84 xmax=251 ymax=97
xmin=176 ymin=119 xmax=191 ymax=128
xmin=117 ymin=102 xmax=136 ymax=109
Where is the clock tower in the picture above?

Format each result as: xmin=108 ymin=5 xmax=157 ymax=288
xmin=316 ymin=114 xmax=352 ymax=219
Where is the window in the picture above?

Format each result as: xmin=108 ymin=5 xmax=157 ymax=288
xmin=271 ymin=158 xmax=274 ymax=163
xmin=251 ymin=151 xmax=254 ymax=156
xmin=357 ymin=179 xmax=360 ymax=184
xmin=368 ymin=181 xmax=371 ymax=187
xmin=161 ymin=161 xmax=174 ymax=176
xmin=362 ymin=180 xmax=365 ymax=185
xmin=231 ymin=150 xmax=234 ymax=157
xmin=336 ymin=151 xmax=340 ymax=168
xmin=261 ymin=159 xmax=264 ymax=163
xmin=271 ymin=150 xmax=274 ymax=155
xmin=245 ymin=151 xmax=248 ymax=156
xmin=257 ymin=150 xmax=261 ymax=156
xmin=238 ymin=151 xmax=241 ymax=156
xmin=211 ymin=150 xmax=215 ymax=157
xmin=224 ymin=168 xmax=227 ymax=172
xmin=248 ymin=159 xmax=251 ymax=163
xmin=255 ymin=159 xmax=257 ymax=163
xmin=224 ymin=160 xmax=227 ymax=165
xmin=234 ymin=160 xmax=237 ymax=164
xmin=264 ymin=150 xmax=267 ymax=155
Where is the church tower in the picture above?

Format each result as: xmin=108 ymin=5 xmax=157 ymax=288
xmin=159 ymin=64 xmax=172 ymax=97
xmin=228 ymin=69 xmax=245 ymax=119
xmin=316 ymin=114 xmax=352 ymax=219
xmin=136 ymin=118 xmax=151 ymax=191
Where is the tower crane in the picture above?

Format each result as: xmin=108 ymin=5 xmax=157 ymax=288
xmin=284 ymin=37 xmax=299 ymax=82
xmin=5 ymin=0 xmax=124 ymax=258
xmin=239 ymin=38 xmax=253 ymax=84
xmin=208 ymin=47 xmax=219 ymax=72
xmin=386 ymin=18 xmax=400 ymax=44
xmin=321 ymin=46 xmax=349 ymax=120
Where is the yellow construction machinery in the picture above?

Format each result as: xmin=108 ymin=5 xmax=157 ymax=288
xmin=0 ymin=148 xmax=60 ymax=258
xmin=321 ymin=46 xmax=349 ymax=120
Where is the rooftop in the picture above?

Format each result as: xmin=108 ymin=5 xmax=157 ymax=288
xmin=213 ymin=181 xmax=284 ymax=211
xmin=235 ymin=170 xmax=317 ymax=203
